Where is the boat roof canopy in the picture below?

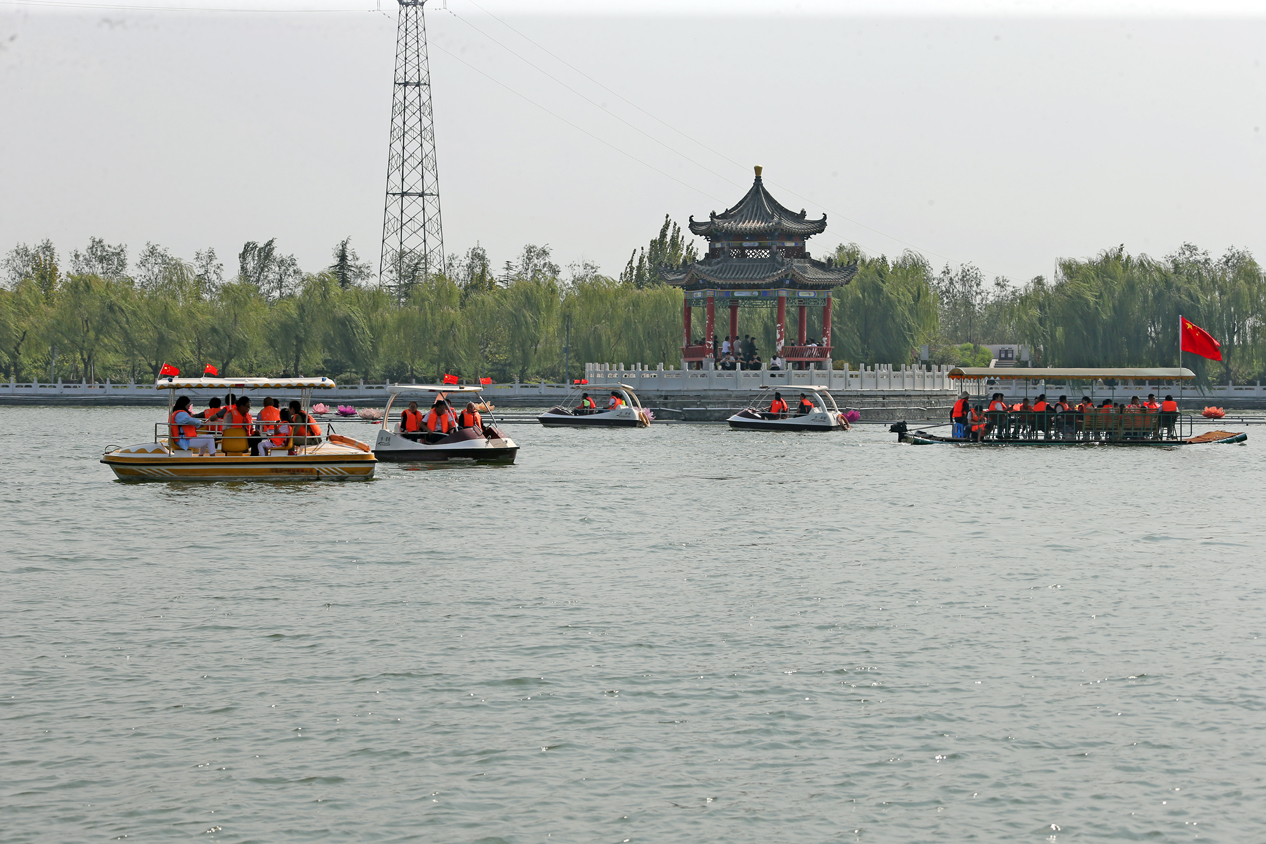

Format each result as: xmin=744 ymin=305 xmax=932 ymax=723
xmin=759 ymin=384 xmax=831 ymax=392
xmin=389 ymin=384 xmax=485 ymax=395
xmin=156 ymin=376 xmax=336 ymax=390
xmin=949 ymin=367 xmax=1196 ymax=382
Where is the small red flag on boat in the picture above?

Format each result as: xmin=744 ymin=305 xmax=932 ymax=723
xmin=479 ymin=377 xmax=492 ymax=385
xmin=159 ymin=363 xmax=179 ymax=377
xmin=442 ymin=373 xmax=459 ymax=385
xmin=1180 ymin=317 xmax=1222 ymax=361
xmin=203 ymin=364 xmax=218 ymax=377
xmin=580 ymin=379 xmax=588 ymax=385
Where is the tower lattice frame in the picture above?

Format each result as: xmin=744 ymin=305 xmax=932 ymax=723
xmin=380 ymin=0 xmax=445 ymax=291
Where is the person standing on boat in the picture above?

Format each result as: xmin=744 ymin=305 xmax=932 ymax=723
xmin=951 ymin=391 xmax=970 ymax=438
xmin=768 ymin=392 xmax=789 ymax=418
xmin=170 ymin=396 xmax=217 ymax=456
xmin=401 ymin=401 xmax=425 ymax=438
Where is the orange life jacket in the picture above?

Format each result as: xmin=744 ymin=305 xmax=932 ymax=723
xmin=770 ymin=399 xmax=788 ymax=414
xmin=258 ymin=405 xmax=281 ymax=438
xmin=951 ymin=398 xmax=967 ymax=419
xmin=1145 ymin=401 xmax=1160 ymax=411
xmin=294 ymin=411 xmax=321 ymax=438
xmin=1161 ymin=400 xmax=1178 ymax=412
xmin=269 ymin=422 xmax=290 ymax=448
xmin=201 ymin=407 xmax=225 ymax=432
xmin=427 ymin=407 xmax=456 ymax=433
xmin=609 ymin=396 xmax=625 ymax=409
xmin=581 ymin=398 xmax=596 ymax=409
xmin=1055 ymin=401 xmax=1070 ymax=412
xmin=799 ymin=400 xmax=815 ymax=413
xmin=1032 ymin=401 xmax=1048 ymax=412
xmin=401 ymin=408 xmax=424 ymax=432
xmin=169 ymin=409 xmax=198 ymax=441
xmin=460 ymin=409 xmax=482 ymax=429
xmin=970 ymin=408 xmax=986 ymax=430
xmin=988 ymin=400 xmax=1007 ymax=412
xmin=226 ymin=406 xmax=254 ymax=433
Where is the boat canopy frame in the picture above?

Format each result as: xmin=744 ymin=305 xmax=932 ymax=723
xmin=948 ymin=367 xmax=1195 ymax=382
xmin=753 ymin=384 xmax=840 ymax=413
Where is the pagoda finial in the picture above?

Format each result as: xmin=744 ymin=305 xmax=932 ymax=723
xmin=754 ymin=165 xmax=763 ymax=178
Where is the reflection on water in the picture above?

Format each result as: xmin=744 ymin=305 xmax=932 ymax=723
xmin=1 ymin=407 xmax=1263 ymax=843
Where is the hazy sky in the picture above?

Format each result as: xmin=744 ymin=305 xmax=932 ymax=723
xmin=2 ymin=0 xmax=1264 ymax=286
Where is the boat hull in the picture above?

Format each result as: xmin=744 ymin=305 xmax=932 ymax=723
xmin=101 ymin=441 xmax=376 ymax=481
xmin=727 ymin=409 xmax=844 ymax=432
xmin=902 ymin=431 xmax=1247 ymax=446
xmin=373 ymin=427 xmax=519 ymax=463
xmin=537 ymin=406 xmax=648 ymax=427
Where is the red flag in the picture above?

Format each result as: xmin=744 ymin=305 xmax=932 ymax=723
xmin=1180 ymin=317 xmax=1222 ymax=361
xmin=442 ymin=373 xmax=459 ymax=385
xmin=159 ymin=363 xmax=179 ymax=377
xmin=479 ymin=377 xmax=492 ymax=385
xmin=580 ymin=379 xmax=588 ymax=385
xmin=203 ymin=364 xmax=219 ymax=377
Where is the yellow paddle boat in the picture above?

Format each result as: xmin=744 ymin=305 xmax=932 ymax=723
xmin=101 ymin=377 xmax=376 ymax=481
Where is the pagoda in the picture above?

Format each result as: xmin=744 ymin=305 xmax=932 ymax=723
xmin=662 ymin=166 xmax=857 ymax=368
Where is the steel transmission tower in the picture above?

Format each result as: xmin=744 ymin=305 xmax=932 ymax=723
xmin=380 ymin=0 xmax=445 ymax=292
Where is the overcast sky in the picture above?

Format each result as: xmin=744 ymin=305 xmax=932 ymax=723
xmin=1 ymin=0 xmax=1264 ymax=286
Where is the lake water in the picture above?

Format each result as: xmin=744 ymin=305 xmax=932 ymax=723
xmin=2 ymin=406 xmax=1264 ymax=843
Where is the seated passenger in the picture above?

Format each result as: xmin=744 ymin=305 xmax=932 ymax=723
xmin=1032 ymin=394 xmax=1048 ymax=412
xmin=768 ymin=392 xmax=789 ymax=418
xmin=170 ymin=396 xmax=217 ymax=455
xmin=796 ymin=393 xmax=815 ymax=415
xmin=400 ymin=401 xmax=424 ymax=436
xmin=198 ymin=397 xmax=226 ymax=433
xmin=257 ymin=397 xmax=281 ymax=442
xmin=288 ymin=400 xmax=322 ymax=446
xmin=426 ymin=399 xmax=457 ymax=434
xmin=257 ymin=409 xmax=293 ymax=456
xmin=608 ymin=391 xmax=625 ymax=410
xmin=460 ymin=402 xmax=482 ymax=430
xmin=1145 ymin=393 xmax=1161 ymax=411
xmin=987 ymin=393 xmax=1008 ymax=413
xmin=970 ymin=404 xmax=987 ymax=442
xmin=576 ymin=393 xmax=596 ymax=414
xmin=1126 ymin=395 xmax=1142 ymax=410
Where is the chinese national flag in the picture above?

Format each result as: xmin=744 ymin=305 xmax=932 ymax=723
xmin=1180 ymin=318 xmax=1222 ymax=361
xmin=479 ymin=377 xmax=492 ymax=385
xmin=442 ymin=373 xmax=459 ymax=385
xmin=159 ymin=363 xmax=179 ymax=377
xmin=203 ymin=364 xmax=219 ymax=377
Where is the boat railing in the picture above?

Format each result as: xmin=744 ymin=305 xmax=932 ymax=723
xmin=153 ymin=421 xmax=335 ymax=455
xmin=977 ymin=410 xmax=1191 ymax=442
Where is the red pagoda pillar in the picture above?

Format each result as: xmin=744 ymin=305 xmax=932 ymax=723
xmin=683 ymin=297 xmax=692 ymax=349
xmin=823 ymin=294 xmax=832 ymax=352
xmin=705 ymin=292 xmax=716 ymax=359
xmin=729 ymin=302 xmax=739 ymax=350
xmin=775 ymin=292 xmax=786 ymax=354
xmin=797 ymin=304 xmax=807 ymax=346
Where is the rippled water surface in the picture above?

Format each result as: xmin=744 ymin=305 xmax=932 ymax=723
xmin=3 ymin=407 xmax=1265 ymax=843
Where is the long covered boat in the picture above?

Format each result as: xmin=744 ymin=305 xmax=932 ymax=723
xmin=894 ymin=367 xmax=1246 ymax=446
xmin=101 ymin=377 xmax=377 ymax=480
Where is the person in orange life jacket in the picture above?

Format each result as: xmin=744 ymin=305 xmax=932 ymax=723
xmin=287 ymin=400 xmax=322 ymax=446
xmin=222 ymin=396 xmax=261 ymax=453
xmin=460 ymin=402 xmax=482 ymax=430
xmin=987 ymin=393 xmax=1008 ymax=413
xmin=257 ymin=397 xmax=281 ymax=440
xmin=1145 ymin=393 xmax=1161 ymax=411
xmin=576 ymin=393 xmax=597 ymax=414
xmin=426 ymin=399 xmax=457 ymax=434
xmin=257 ymin=409 xmax=293 ymax=456
xmin=1160 ymin=395 xmax=1178 ymax=412
xmin=608 ymin=391 xmax=625 ymax=410
xmin=400 ymin=401 xmax=424 ymax=436
xmin=1032 ymin=394 xmax=1048 ymax=412
xmin=796 ymin=394 xmax=815 ymax=416
xmin=198 ymin=396 xmax=226 ymax=433
xmin=969 ymin=404 xmax=987 ymax=441
xmin=950 ymin=391 xmax=970 ymax=438
xmin=1125 ymin=395 xmax=1142 ymax=410
xmin=1054 ymin=395 xmax=1071 ymax=412
xmin=769 ymin=392 xmax=789 ymax=418
xmin=169 ymin=395 xmax=217 ymax=455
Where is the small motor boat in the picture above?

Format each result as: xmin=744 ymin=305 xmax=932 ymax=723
xmin=538 ymin=384 xmax=651 ymax=428
xmin=373 ymin=386 xmax=518 ymax=463
xmin=727 ymin=387 xmax=850 ymax=432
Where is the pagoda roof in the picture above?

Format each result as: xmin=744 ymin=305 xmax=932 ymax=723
xmin=689 ymin=167 xmax=828 ymax=239
xmin=662 ymin=254 xmax=857 ymax=290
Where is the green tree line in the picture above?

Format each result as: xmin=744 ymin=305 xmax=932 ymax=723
xmin=3 ymin=222 xmax=1262 ymax=385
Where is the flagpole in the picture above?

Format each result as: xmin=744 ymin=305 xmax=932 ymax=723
xmin=1178 ymin=314 xmax=1183 ymax=407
